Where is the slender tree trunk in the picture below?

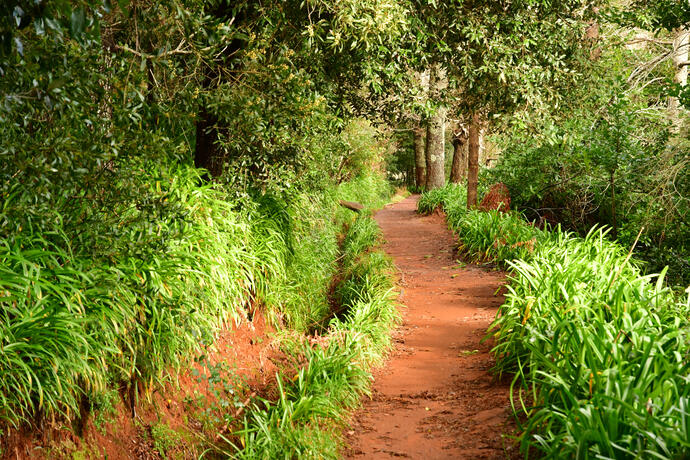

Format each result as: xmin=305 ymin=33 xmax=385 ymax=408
xmin=467 ymin=112 xmax=481 ymax=209
xmin=194 ymin=5 xmax=254 ymax=178
xmin=450 ymin=128 xmax=468 ymax=184
xmin=610 ymin=169 xmax=617 ymax=239
xmin=414 ymin=127 xmax=426 ymax=189
xmin=194 ymin=102 xmax=223 ymax=178
xmin=479 ymin=126 xmax=487 ymax=165
xmin=425 ymin=66 xmax=446 ymax=190
xmin=669 ymin=28 xmax=689 ymax=130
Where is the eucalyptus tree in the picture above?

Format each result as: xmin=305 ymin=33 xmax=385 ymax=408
xmin=449 ymin=122 xmax=468 ymax=184
xmin=425 ymin=64 xmax=447 ymax=189
xmin=409 ymin=0 xmax=598 ymax=207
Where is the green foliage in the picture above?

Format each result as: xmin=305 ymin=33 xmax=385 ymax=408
xmin=489 ymin=82 xmax=689 ymax=286
xmin=428 ymin=193 xmax=690 ymax=458
xmin=338 ymin=120 xmax=391 ymax=185
xmin=609 ymin=0 xmax=690 ymax=32
xmin=409 ymin=0 xmax=596 ymax=118
xmin=385 ymin=130 xmax=416 ymax=187
xmin=90 ymin=389 xmax=119 ymax=433
xmin=455 ymin=211 xmax=546 ymax=263
xmin=417 ymin=183 xmax=467 ymax=215
xmin=491 ymin=227 xmax=690 ymax=458
xmin=0 ymin=129 xmax=390 ymax=430
xmin=337 ymin=171 xmax=393 ymax=213
xmin=419 ymin=185 xmax=545 ymax=263
xmin=340 ymin=215 xmax=382 ymax=267
xmin=0 ymin=166 xmax=257 ymax=425
xmin=484 ymin=12 xmax=690 ymax=287
xmin=151 ymin=423 xmax=183 ymax=458
xmin=231 ymin=216 xmax=399 ymax=459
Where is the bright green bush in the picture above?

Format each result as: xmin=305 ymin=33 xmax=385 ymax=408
xmin=421 ymin=187 xmax=690 ymax=458
xmin=417 ymin=183 xmax=467 ymax=215
xmin=452 ymin=211 xmax=547 ymax=263
xmin=232 ymin=215 xmax=399 ymax=459
xmin=0 ymin=141 xmax=391 ymax=430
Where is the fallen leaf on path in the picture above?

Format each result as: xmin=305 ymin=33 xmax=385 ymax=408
xmin=458 ymin=350 xmax=479 ymax=356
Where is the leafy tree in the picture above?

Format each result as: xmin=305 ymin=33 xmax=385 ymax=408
xmin=407 ymin=0 xmax=596 ymax=205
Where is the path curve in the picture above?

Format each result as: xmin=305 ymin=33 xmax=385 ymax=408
xmin=345 ymin=195 xmax=516 ymax=459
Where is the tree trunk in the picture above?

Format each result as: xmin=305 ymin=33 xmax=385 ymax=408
xmin=194 ymin=103 xmax=224 ymax=178
xmin=610 ymin=169 xmax=617 ymax=240
xmin=479 ymin=126 xmax=487 ymax=165
xmin=414 ymin=126 xmax=426 ymax=189
xmin=194 ymin=5 xmax=254 ymax=179
xmin=425 ymin=66 xmax=446 ymax=190
xmin=467 ymin=112 xmax=480 ymax=209
xmin=450 ymin=127 xmax=468 ymax=184
xmin=669 ymin=28 xmax=689 ymax=130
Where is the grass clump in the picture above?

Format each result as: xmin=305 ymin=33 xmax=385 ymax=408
xmin=416 ymin=183 xmax=467 ymax=215
xmin=231 ymin=214 xmax=399 ymax=459
xmin=419 ymin=186 xmax=690 ymax=459
xmin=340 ymin=214 xmax=383 ymax=267
xmin=454 ymin=211 xmax=546 ymax=263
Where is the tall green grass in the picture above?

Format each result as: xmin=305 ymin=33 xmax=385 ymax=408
xmin=417 ymin=183 xmax=467 ymax=215
xmin=0 ymin=167 xmax=258 ymax=423
xmin=0 ymin=165 xmax=390 ymax=432
xmin=231 ymin=214 xmax=400 ymax=459
xmin=419 ymin=186 xmax=690 ymax=459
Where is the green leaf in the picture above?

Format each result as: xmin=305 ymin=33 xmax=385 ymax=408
xmin=117 ymin=0 xmax=130 ymax=17
xmin=69 ymin=8 xmax=86 ymax=39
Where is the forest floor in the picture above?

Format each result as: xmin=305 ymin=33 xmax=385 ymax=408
xmin=344 ymin=195 xmax=518 ymax=459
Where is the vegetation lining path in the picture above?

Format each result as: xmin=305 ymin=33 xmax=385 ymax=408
xmin=345 ymin=195 xmax=515 ymax=459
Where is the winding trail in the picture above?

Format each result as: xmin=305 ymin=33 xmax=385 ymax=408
xmin=345 ymin=195 xmax=516 ymax=459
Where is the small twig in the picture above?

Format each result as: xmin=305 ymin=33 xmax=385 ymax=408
xmin=115 ymin=41 xmax=194 ymax=59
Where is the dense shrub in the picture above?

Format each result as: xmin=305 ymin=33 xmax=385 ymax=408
xmin=420 ymin=186 xmax=690 ymax=458
xmin=488 ymin=69 xmax=689 ymax=287
xmin=0 ymin=136 xmax=390 ymax=430
xmin=232 ymin=214 xmax=400 ymax=458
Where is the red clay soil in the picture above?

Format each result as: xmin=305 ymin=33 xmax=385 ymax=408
xmin=1 ymin=312 xmax=287 ymax=459
xmin=344 ymin=195 xmax=517 ymax=459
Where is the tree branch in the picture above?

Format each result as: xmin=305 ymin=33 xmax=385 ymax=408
xmin=115 ymin=40 xmax=193 ymax=59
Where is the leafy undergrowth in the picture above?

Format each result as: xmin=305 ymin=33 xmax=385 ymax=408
xmin=416 ymin=182 xmax=467 ymax=215
xmin=221 ymin=214 xmax=400 ymax=459
xmin=419 ymin=186 xmax=690 ymax=459
xmin=0 ymin=166 xmax=392 ymax=456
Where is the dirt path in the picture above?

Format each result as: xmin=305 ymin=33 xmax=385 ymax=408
xmin=345 ymin=195 xmax=517 ymax=459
